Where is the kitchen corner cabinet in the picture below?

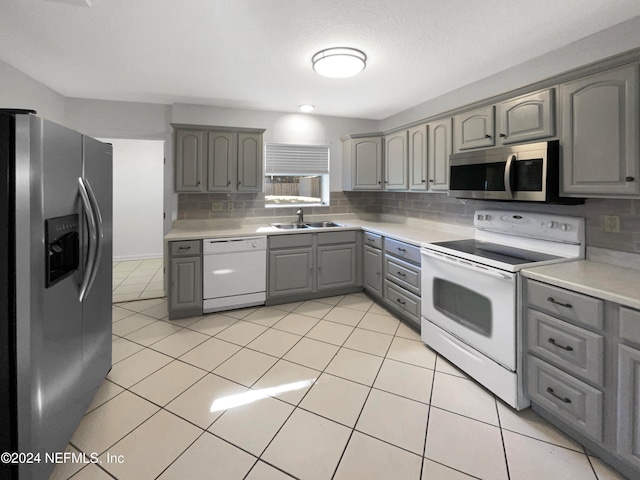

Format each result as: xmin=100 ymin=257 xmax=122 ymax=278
xmin=168 ymin=240 xmax=202 ymax=319
xmin=173 ymin=124 xmax=265 ymax=193
xmin=408 ymin=124 xmax=428 ymax=191
xmin=428 ymin=118 xmax=452 ymax=191
xmin=384 ymin=131 xmax=408 ymax=190
xmin=453 ymin=105 xmax=495 ymax=152
xmin=524 ymin=278 xmax=640 ymax=479
xmin=561 ymin=64 xmax=639 ymax=196
xmin=342 ymin=135 xmax=384 ymax=191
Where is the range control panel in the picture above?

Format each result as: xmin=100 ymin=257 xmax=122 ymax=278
xmin=474 ymin=210 xmax=584 ymax=244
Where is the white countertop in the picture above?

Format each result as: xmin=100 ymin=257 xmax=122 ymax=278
xmin=522 ymin=260 xmax=640 ymax=310
xmin=165 ymin=215 xmax=474 ymax=247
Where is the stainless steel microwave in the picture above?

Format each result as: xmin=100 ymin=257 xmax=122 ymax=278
xmin=448 ymin=140 xmax=579 ymax=203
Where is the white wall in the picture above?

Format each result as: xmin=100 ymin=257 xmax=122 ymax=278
xmin=0 ymin=59 xmax=66 ymax=124
xmin=101 ymin=138 xmax=165 ymax=261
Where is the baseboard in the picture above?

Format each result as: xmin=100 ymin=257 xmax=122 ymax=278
xmin=113 ymin=254 xmax=163 ymax=262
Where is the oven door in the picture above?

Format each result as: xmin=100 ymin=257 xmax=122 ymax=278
xmin=421 ymin=248 xmax=517 ymax=370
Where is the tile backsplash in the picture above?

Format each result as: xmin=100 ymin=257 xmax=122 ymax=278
xmin=177 ymin=191 xmax=640 ymax=254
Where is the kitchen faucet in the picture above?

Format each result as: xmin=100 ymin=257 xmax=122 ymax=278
xmin=296 ymin=208 xmax=304 ymax=224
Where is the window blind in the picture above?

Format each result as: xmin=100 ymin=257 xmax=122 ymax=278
xmin=265 ymin=143 xmax=329 ymax=175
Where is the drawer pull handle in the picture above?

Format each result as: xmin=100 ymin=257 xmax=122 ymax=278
xmin=397 ymin=247 xmax=406 ymax=252
xmin=547 ymin=297 xmax=572 ymax=308
xmin=548 ymin=338 xmax=573 ymax=351
xmin=367 ymin=238 xmax=376 ymax=242
xmin=396 ymin=271 xmax=406 ymax=277
xmin=396 ymin=298 xmax=406 ymax=305
xmin=178 ymin=246 xmax=191 ymax=251
xmin=546 ymin=387 xmax=572 ymax=404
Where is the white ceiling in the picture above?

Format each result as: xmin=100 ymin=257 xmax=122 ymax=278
xmin=2 ymin=0 xmax=640 ymax=120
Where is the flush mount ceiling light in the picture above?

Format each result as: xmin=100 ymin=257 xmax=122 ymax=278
xmin=312 ymin=47 xmax=367 ymax=78
xmin=299 ymin=104 xmax=315 ymax=113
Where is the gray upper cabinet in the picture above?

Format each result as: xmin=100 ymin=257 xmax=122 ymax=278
xmin=408 ymin=124 xmax=428 ymax=191
xmin=384 ymin=131 xmax=408 ymax=190
xmin=175 ymin=130 xmax=204 ymax=191
xmin=453 ymin=105 xmax=495 ymax=152
xmin=206 ymin=131 xmax=234 ymax=192
xmin=342 ymin=135 xmax=384 ymax=190
xmin=561 ymin=65 xmax=639 ymax=196
xmin=237 ymin=132 xmax=263 ymax=192
xmin=174 ymin=125 xmax=265 ymax=193
xmin=497 ymin=89 xmax=555 ymax=145
xmin=428 ymin=118 xmax=452 ymax=191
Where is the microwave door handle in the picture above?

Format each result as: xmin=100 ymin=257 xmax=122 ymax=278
xmin=504 ymin=154 xmax=515 ymax=198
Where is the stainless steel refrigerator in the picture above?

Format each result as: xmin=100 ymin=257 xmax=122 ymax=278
xmin=0 ymin=109 xmax=113 ymax=480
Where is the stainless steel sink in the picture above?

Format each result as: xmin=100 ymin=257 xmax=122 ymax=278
xmin=270 ymin=221 xmax=345 ymax=229
xmin=304 ymin=221 xmax=345 ymax=228
xmin=270 ymin=223 xmax=309 ymax=229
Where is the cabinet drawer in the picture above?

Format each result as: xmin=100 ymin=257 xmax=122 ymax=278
xmin=317 ymin=230 xmax=357 ymax=245
xmin=384 ymin=280 xmax=420 ymax=322
xmin=384 ymin=237 xmax=420 ymax=264
xmin=363 ymin=231 xmax=382 ymax=249
xmin=527 ymin=309 xmax=604 ymax=385
xmin=269 ymin=233 xmax=313 ymax=249
xmin=620 ymin=307 xmax=640 ymax=346
xmin=526 ymin=279 xmax=604 ymax=330
xmin=385 ymin=254 xmax=420 ymax=295
xmin=527 ymin=355 xmax=603 ymax=441
xmin=170 ymin=240 xmax=201 ymax=257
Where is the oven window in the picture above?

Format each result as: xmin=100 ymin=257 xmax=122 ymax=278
xmin=433 ymin=278 xmax=492 ymax=336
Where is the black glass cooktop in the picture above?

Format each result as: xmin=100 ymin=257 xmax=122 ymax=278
xmin=431 ymin=239 xmax=562 ymax=266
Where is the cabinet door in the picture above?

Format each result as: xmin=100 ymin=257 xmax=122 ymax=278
xmin=498 ymin=89 xmax=555 ymax=145
xmin=408 ymin=125 xmax=428 ymax=191
xmin=428 ymin=118 xmax=452 ymax=191
xmin=268 ymin=248 xmax=314 ymax=297
xmin=169 ymin=256 xmax=202 ymax=310
xmin=453 ymin=105 xmax=495 ymax=152
xmin=364 ymin=246 xmax=382 ymax=296
xmin=206 ymin=131 xmax=235 ymax=192
xmin=352 ymin=137 xmax=383 ymax=190
xmin=237 ymin=132 xmax=263 ymax=192
xmin=175 ymin=130 xmax=204 ymax=192
xmin=317 ymin=244 xmax=357 ymax=291
xmin=384 ymin=131 xmax=408 ymax=190
xmin=561 ymin=65 xmax=639 ymax=196
xmin=617 ymin=344 xmax=640 ymax=469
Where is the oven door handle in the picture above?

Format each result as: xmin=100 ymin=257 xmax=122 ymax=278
xmin=421 ymin=249 xmax=512 ymax=280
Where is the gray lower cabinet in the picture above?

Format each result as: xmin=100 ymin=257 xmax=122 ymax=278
xmin=382 ymin=238 xmax=421 ymax=328
xmin=267 ymin=231 xmax=360 ymax=302
xmin=524 ymin=278 xmax=640 ymax=479
xmin=363 ymin=232 xmax=383 ymax=296
xmin=168 ymin=240 xmax=202 ymax=319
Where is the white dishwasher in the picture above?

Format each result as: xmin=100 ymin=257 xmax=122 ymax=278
xmin=202 ymin=236 xmax=267 ymax=313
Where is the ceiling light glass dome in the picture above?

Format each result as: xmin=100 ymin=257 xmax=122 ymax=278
xmin=312 ymin=47 xmax=367 ymax=78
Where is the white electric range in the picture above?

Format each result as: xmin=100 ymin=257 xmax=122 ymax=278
xmin=420 ymin=210 xmax=585 ymax=409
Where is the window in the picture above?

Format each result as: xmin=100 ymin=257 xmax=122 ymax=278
xmin=264 ymin=143 xmax=330 ymax=207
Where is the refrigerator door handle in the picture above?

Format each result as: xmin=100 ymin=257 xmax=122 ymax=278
xmin=84 ymin=178 xmax=104 ymax=298
xmin=78 ymin=177 xmax=97 ymax=302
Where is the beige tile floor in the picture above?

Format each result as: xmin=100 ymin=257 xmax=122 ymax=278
xmin=50 ymin=293 xmax=628 ymax=480
xmin=112 ymin=259 xmax=164 ymax=303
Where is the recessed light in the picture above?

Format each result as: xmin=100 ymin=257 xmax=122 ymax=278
xmin=299 ymin=104 xmax=315 ymax=113
xmin=312 ymin=47 xmax=367 ymax=78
